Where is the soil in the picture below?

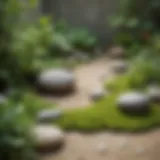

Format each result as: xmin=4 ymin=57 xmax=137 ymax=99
xmin=42 ymin=129 xmax=160 ymax=160
xmin=41 ymin=56 xmax=160 ymax=160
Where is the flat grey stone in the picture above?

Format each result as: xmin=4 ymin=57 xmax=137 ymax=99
xmin=111 ymin=61 xmax=128 ymax=74
xmin=117 ymin=92 xmax=150 ymax=114
xmin=32 ymin=125 xmax=64 ymax=153
xmin=90 ymin=88 xmax=107 ymax=101
xmin=37 ymin=69 xmax=75 ymax=93
xmin=37 ymin=109 xmax=62 ymax=123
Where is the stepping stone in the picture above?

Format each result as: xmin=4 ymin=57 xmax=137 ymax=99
xmin=90 ymin=88 xmax=107 ymax=101
xmin=117 ymin=92 xmax=150 ymax=114
xmin=109 ymin=46 xmax=126 ymax=59
xmin=111 ymin=60 xmax=129 ymax=74
xmin=31 ymin=125 xmax=64 ymax=153
xmin=37 ymin=109 xmax=63 ymax=123
xmin=37 ymin=68 xmax=76 ymax=93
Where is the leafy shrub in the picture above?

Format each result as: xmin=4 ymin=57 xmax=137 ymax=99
xmin=0 ymin=95 xmax=36 ymax=160
xmin=0 ymin=89 xmax=55 ymax=160
xmin=110 ymin=0 xmax=160 ymax=86
xmin=67 ymin=28 xmax=97 ymax=52
xmin=0 ymin=0 xmax=54 ymax=89
xmin=11 ymin=17 xmax=54 ymax=76
xmin=0 ymin=1 xmax=55 ymax=160
xmin=51 ymin=32 xmax=73 ymax=56
xmin=50 ymin=20 xmax=97 ymax=57
xmin=106 ymin=49 xmax=160 ymax=92
xmin=110 ymin=0 xmax=160 ymax=47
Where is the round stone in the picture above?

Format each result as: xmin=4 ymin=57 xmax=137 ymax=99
xmin=37 ymin=109 xmax=62 ymax=123
xmin=111 ymin=60 xmax=128 ymax=74
xmin=117 ymin=92 xmax=150 ymax=114
xmin=147 ymin=85 xmax=160 ymax=103
xmin=109 ymin=46 xmax=126 ymax=59
xmin=90 ymin=88 xmax=107 ymax=101
xmin=32 ymin=125 xmax=64 ymax=153
xmin=37 ymin=69 xmax=76 ymax=93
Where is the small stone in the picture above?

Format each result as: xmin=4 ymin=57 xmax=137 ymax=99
xmin=90 ymin=88 xmax=107 ymax=101
xmin=109 ymin=46 xmax=126 ymax=59
xmin=31 ymin=125 xmax=64 ymax=153
xmin=117 ymin=92 xmax=150 ymax=114
xmin=37 ymin=69 xmax=76 ymax=93
xmin=111 ymin=60 xmax=128 ymax=74
xmin=37 ymin=109 xmax=62 ymax=123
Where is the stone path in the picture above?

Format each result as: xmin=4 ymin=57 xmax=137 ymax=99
xmin=41 ymin=56 xmax=160 ymax=160
xmin=45 ymin=56 xmax=115 ymax=109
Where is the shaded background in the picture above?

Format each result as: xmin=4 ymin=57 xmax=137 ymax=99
xmin=39 ymin=0 xmax=119 ymax=45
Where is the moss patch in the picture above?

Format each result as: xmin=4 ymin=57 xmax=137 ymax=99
xmin=55 ymin=75 xmax=160 ymax=132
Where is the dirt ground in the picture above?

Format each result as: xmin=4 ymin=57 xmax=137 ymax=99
xmin=42 ymin=129 xmax=160 ymax=160
xmin=42 ymin=56 xmax=160 ymax=160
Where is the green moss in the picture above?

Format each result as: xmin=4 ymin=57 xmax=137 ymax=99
xmin=55 ymin=75 xmax=160 ymax=132
xmin=56 ymin=93 xmax=160 ymax=131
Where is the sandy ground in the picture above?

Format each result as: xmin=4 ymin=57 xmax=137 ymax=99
xmin=41 ymin=56 xmax=160 ymax=160
xmin=42 ymin=129 xmax=160 ymax=160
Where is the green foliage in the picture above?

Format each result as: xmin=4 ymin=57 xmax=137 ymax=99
xmin=0 ymin=0 xmax=54 ymax=89
xmin=111 ymin=0 xmax=160 ymax=87
xmin=0 ymin=95 xmax=35 ymax=160
xmin=68 ymin=28 xmax=97 ymax=52
xmin=0 ymin=90 xmax=55 ymax=160
xmin=51 ymin=32 xmax=73 ymax=56
xmin=106 ymin=56 xmax=160 ymax=92
xmin=0 ymin=1 xmax=55 ymax=159
xmin=111 ymin=0 xmax=160 ymax=47
xmin=50 ymin=20 xmax=97 ymax=56
xmin=11 ymin=16 xmax=54 ymax=75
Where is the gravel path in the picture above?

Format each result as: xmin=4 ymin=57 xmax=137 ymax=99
xmin=41 ymin=56 xmax=160 ymax=160
xmin=42 ymin=129 xmax=160 ymax=160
